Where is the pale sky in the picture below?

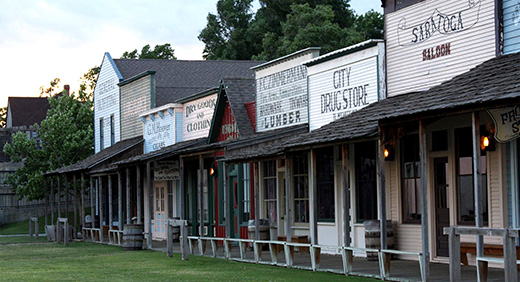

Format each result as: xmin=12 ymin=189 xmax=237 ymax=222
xmin=0 ymin=0 xmax=382 ymax=108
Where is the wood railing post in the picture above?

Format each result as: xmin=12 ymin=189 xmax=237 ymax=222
xmin=180 ymin=220 xmax=189 ymax=261
xmin=167 ymin=220 xmax=173 ymax=257
xmin=504 ymin=229 xmax=518 ymax=282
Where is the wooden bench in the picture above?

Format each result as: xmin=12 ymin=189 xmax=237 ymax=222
xmin=460 ymin=243 xmax=520 ymax=266
xmin=277 ymin=236 xmax=309 ymax=254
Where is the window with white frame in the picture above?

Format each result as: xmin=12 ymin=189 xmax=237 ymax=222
xmin=263 ymin=160 xmax=277 ymax=223
xmin=293 ymin=153 xmax=309 ymax=223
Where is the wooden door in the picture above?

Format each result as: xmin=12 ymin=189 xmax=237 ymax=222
xmin=434 ymin=157 xmax=450 ymax=257
xmin=153 ymin=181 xmax=168 ymax=240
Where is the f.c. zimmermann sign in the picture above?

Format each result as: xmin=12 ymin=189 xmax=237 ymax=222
xmin=256 ymin=65 xmax=308 ymax=132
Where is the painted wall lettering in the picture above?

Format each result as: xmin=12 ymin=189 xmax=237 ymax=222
xmin=183 ymin=94 xmax=217 ymax=140
xmin=422 ymin=43 xmax=451 ymax=60
xmin=397 ymin=1 xmax=481 ymax=46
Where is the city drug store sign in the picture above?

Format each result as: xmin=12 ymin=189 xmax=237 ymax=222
xmin=308 ymin=57 xmax=379 ymax=131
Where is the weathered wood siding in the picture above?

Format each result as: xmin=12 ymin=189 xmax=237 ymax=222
xmin=120 ymin=75 xmax=152 ymax=140
xmin=385 ymin=0 xmax=497 ymax=96
xmin=94 ymin=53 xmax=122 ymax=153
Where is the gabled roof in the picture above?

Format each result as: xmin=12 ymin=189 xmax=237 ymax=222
xmin=208 ymin=78 xmax=255 ymax=143
xmin=7 ymin=97 xmax=50 ymax=127
xmin=113 ymin=59 xmax=263 ymax=107
xmin=47 ymin=136 xmax=143 ymax=175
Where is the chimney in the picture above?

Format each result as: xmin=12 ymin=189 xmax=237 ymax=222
xmin=64 ymin=85 xmax=70 ymax=94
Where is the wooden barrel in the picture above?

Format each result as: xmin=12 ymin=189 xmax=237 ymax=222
xmin=123 ymin=224 xmax=144 ymax=251
xmin=364 ymin=220 xmax=394 ymax=261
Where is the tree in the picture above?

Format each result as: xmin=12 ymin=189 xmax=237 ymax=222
xmin=3 ymin=86 xmax=94 ymax=200
xmin=260 ymin=4 xmax=362 ymax=59
xmin=121 ymin=43 xmax=177 ymax=60
xmin=355 ymin=10 xmax=384 ymax=41
xmin=39 ymin=78 xmax=61 ymax=98
xmin=198 ymin=0 xmax=255 ymax=60
xmin=199 ymin=0 xmax=382 ymax=60
xmin=78 ymin=66 xmax=100 ymax=103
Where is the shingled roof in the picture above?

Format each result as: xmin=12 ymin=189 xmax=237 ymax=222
xmin=113 ymin=59 xmax=263 ymax=106
xmin=7 ymin=97 xmax=50 ymax=127
xmin=283 ymin=51 xmax=520 ymax=150
xmin=221 ymin=78 xmax=255 ymax=138
xmin=47 ymin=136 xmax=143 ymax=175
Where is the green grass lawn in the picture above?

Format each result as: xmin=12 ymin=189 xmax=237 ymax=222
xmin=0 ymin=208 xmax=90 ymax=235
xmin=0 ymin=241 xmax=377 ymax=282
xmin=0 ymin=236 xmax=50 ymax=245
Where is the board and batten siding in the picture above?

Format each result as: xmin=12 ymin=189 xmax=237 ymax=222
xmin=307 ymin=44 xmax=384 ymax=131
xmin=385 ymin=0 xmax=497 ymax=97
xmin=504 ymin=0 xmax=520 ymax=54
xmin=120 ymin=75 xmax=152 ymax=140
xmin=254 ymin=49 xmax=320 ymax=132
xmin=94 ymin=53 xmax=122 ymax=153
xmin=182 ymin=93 xmax=217 ymax=141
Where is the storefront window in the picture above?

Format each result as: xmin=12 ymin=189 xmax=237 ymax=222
xmin=455 ymin=127 xmax=488 ymax=225
xmin=401 ymin=134 xmax=421 ymax=224
xmin=355 ymin=141 xmax=377 ymax=223
xmin=293 ymin=153 xmax=309 ymax=223
xmin=316 ymin=147 xmax=335 ymax=222
xmin=263 ymin=160 xmax=277 ymax=223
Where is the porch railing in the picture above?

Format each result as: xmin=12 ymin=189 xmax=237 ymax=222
xmin=183 ymin=236 xmax=425 ymax=281
xmin=443 ymin=226 xmax=520 ymax=282
xmin=108 ymin=230 xmax=123 ymax=246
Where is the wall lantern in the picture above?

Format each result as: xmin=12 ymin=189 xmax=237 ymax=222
xmin=210 ymin=162 xmax=218 ymax=177
xmin=384 ymin=144 xmax=394 ymax=161
xmin=480 ymin=135 xmax=495 ymax=151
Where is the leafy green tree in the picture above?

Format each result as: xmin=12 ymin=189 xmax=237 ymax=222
xmin=198 ymin=0 xmax=255 ymax=60
xmin=38 ymin=78 xmax=61 ymax=98
xmin=260 ymin=4 xmax=362 ymax=59
xmin=78 ymin=66 xmax=100 ymax=103
xmin=4 ymin=86 xmax=94 ymax=200
xmin=355 ymin=9 xmax=384 ymax=41
xmin=121 ymin=43 xmax=177 ymax=60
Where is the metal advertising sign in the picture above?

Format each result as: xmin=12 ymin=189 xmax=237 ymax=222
xmin=154 ymin=161 xmax=180 ymax=181
xmin=487 ymin=105 xmax=520 ymax=143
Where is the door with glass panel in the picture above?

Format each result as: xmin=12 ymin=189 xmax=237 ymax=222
xmin=153 ymin=181 xmax=168 ymax=239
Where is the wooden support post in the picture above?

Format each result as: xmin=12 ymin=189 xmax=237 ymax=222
xmin=81 ymin=173 xmax=85 ymax=236
xmin=342 ymin=248 xmax=353 ymax=275
xmin=472 ymin=112 xmax=484 ymax=257
xmin=147 ymin=161 xmax=153 ymax=249
xmin=342 ymin=145 xmax=351 ymax=248
xmin=269 ymin=243 xmax=278 ymax=264
xmin=254 ymin=162 xmax=260 ymax=240
xmin=211 ymin=240 xmax=217 ymax=258
xmin=167 ymin=221 xmax=173 ymax=257
xmin=223 ymin=162 xmax=230 ymax=238
xmin=29 ymin=219 xmax=33 ymax=239
xmin=90 ymin=177 xmax=95 ymax=229
xmin=35 ymin=218 xmax=39 ymax=239
xmin=44 ymin=178 xmax=48 ymax=227
xmin=57 ymin=176 xmax=61 ymax=218
xmin=284 ymin=243 xmax=294 ymax=267
xmin=377 ymin=136 xmax=387 ymax=250
xmin=198 ymin=155 xmax=204 ymax=237
xmin=126 ymin=167 xmax=131 ymax=224
xmin=179 ymin=158 xmax=185 ymax=220
xmin=137 ymin=165 xmax=142 ymax=224
xmin=50 ymin=177 xmax=55 ymax=226
xmin=65 ymin=175 xmax=69 ymax=218
xmin=108 ymin=174 xmax=113 ymax=232
xmin=419 ymin=120 xmax=430 ymax=281
xmin=284 ymin=155 xmax=292 ymax=242
xmin=309 ymin=150 xmax=318 ymax=245
xmin=504 ymin=230 xmax=518 ymax=282
xmin=310 ymin=246 xmax=321 ymax=271
xmin=118 ymin=171 xmax=123 ymax=231
xmin=73 ymin=174 xmax=77 ymax=239
xmin=447 ymin=227 xmax=461 ymax=282
xmin=180 ymin=221 xmax=189 ymax=260
xmin=99 ymin=176 xmax=104 ymax=243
